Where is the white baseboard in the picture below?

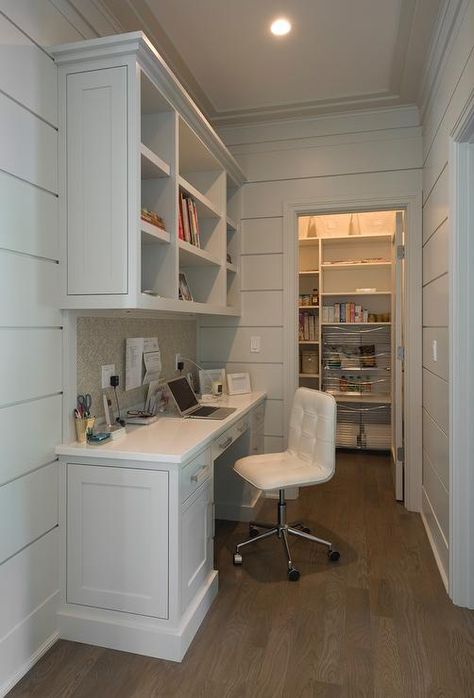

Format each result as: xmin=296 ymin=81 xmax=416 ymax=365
xmin=58 ymin=571 xmax=218 ymax=662
xmin=0 ymin=609 xmax=59 ymax=698
xmin=421 ymin=487 xmax=449 ymax=592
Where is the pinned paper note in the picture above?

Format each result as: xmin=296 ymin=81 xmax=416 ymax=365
xmin=125 ymin=337 xmax=162 ymax=390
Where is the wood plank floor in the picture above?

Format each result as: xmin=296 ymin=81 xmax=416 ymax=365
xmin=9 ymin=452 xmax=474 ymax=697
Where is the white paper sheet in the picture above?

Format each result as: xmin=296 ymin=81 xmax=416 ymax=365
xmin=125 ymin=337 xmax=161 ymax=390
xmin=125 ymin=337 xmax=144 ymax=391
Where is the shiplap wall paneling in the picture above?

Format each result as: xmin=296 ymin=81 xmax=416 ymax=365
xmin=422 ymin=274 xmax=449 ymax=327
xmin=0 ymin=2 xmax=89 ymax=693
xmin=423 ymin=369 xmax=448 ymax=435
xmin=0 ymin=395 xmax=62 ymax=486
xmin=0 ymin=329 xmax=62 ymax=405
xmin=0 ymin=171 xmax=58 ymax=259
xmin=422 ymin=327 xmax=449 ymax=380
xmin=199 ymin=327 xmax=283 ymax=364
xmin=0 ymin=12 xmax=57 ymax=125
xmin=241 ymin=218 xmax=283 ymax=255
xmin=0 ymin=463 xmax=58 ymax=565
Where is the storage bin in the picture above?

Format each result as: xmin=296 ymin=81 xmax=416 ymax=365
xmin=301 ymin=351 xmax=318 ymax=374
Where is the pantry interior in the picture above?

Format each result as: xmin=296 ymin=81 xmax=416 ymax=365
xmin=297 ymin=210 xmax=404 ymax=494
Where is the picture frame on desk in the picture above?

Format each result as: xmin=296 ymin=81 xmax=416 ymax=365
xmin=227 ymin=372 xmax=251 ymax=395
xmin=178 ymin=272 xmax=193 ymax=301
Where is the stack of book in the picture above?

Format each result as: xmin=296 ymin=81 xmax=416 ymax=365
xmin=179 ymin=192 xmax=200 ymax=247
xmin=322 ymin=304 xmax=369 ymax=323
xmin=299 ymin=311 xmax=318 ymax=341
xmin=141 ymin=208 xmax=166 ymax=230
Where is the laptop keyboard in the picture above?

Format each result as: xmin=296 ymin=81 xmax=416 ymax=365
xmin=193 ymin=406 xmax=217 ymax=416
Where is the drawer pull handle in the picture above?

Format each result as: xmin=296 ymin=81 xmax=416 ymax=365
xmin=191 ymin=466 xmax=208 ymax=483
xmin=218 ymin=436 xmax=233 ymax=450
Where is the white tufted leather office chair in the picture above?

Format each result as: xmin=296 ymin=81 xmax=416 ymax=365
xmin=233 ymin=387 xmax=339 ymax=581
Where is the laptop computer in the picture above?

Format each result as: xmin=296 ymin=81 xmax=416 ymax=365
xmin=167 ymin=376 xmax=236 ymax=420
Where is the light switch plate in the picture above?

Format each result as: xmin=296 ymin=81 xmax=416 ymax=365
xmin=250 ymin=336 xmax=261 ymax=353
xmin=101 ymin=364 xmax=116 ymax=389
xmin=432 ymin=339 xmax=438 ymax=362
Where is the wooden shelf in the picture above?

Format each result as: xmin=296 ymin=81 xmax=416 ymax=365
xmin=178 ymin=239 xmax=221 ymax=267
xmin=299 ymin=270 xmax=319 ymax=275
xmin=226 ymin=216 xmax=238 ymax=231
xmin=141 ymin=221 xmax=170 ymax=244
xmin=298 ymin=238 xmax=319 ymax=247
xmin=299 ymin=373 xmax=319 ymax=378
xmin=299 ymin=305 xmax=319 ymax=309
xmin=226 ymin=262 xmax=238 ymax=273
xmin=321 ymin=322 xmax=391 ymax=326
xmin=178 ymin=176 xmax=222 ymax=219
xmin=321 ymin=291 xmax=391 ymax=296
xmin=328 ymin=391 xmax=391 ymax=404
xmin=321 ymin=234 xmax=393 ymax=244
xmin=299 ymin=340 xmax=319 ymax=344
xmin=140 ymin=143 xmax=170 ymax=179
xmin=321 ymin=261 xmax=391 ymax=270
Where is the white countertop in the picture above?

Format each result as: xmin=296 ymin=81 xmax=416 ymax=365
xmin=56 ymin=392 xmax=266 ymax=465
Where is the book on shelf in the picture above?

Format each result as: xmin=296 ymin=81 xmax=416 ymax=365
xmin=322 ymin=303 xmax=369 ymax=323
xmin=179 ymin=191 xmax=200 ymax=248
xmin=299 ymin=311 xmax=318 ymax=341
xmin=141 ymin=208 xmax=166 ymax=230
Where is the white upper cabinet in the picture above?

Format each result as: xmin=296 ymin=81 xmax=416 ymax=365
xmin=53 ymin=32 xmax=245 ymax=316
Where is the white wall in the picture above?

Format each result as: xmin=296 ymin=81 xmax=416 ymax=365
xmin=0 ymin=2 xmax=109 ymax=694
xmin=200 ymin=107 xmax=422 ymax=454
xmin=419 ymin=0 xmax=474 ymax=585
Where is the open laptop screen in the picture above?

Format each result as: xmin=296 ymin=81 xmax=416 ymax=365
xmin=167 ymin=377 xmax=199 ymax=415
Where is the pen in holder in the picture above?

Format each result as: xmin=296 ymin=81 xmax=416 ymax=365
xmin=75 ymin=416 xmax=96 ymax=443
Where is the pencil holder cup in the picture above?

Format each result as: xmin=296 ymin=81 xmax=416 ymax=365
xmin=75 ymin=416 xmax=95 ymax=443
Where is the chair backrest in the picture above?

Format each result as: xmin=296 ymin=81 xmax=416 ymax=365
xmin=288 ymin=387 xmax=337 ymax=477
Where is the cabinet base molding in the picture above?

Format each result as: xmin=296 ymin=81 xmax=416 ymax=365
xmin=57 ymin=571 xmax=218 ymax=662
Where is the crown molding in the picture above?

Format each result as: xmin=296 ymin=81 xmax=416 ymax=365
xmin=418 ymin=0 xmax=469 ymax=120
xmin=51 ymin=32 xmax=245 ymax=185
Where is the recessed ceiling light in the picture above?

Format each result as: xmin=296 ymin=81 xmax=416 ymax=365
xmin=270 ymin=17 xmax=291 ymax=36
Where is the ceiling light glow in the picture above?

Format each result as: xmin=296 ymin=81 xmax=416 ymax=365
xmin=271 ymin=17 xmax=291 ymax=36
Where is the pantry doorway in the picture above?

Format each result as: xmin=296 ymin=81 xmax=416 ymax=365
xmin=284 ymin=195 xmax=422 ymax=511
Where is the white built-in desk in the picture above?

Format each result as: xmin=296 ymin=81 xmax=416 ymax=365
xmin=55 ymin=392 xmax=265 ymax=662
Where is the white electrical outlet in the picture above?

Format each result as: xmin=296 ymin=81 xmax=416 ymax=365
xmin=101 ymin=364 xmax=116 ymax=389
xmin=250 ymin=336 xmax=261 ymax=353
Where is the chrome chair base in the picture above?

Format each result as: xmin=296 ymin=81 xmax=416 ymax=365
xmin=233 ymin=489 xmax=340 ymax=580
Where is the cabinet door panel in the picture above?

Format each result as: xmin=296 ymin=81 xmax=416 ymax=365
xmin=67 ymin=67 xmax=128 ymax=295
xmin=181 ymin=479 xmax=213 ymax=611
xmin=67 ymin=464 xmax=168 ymax=618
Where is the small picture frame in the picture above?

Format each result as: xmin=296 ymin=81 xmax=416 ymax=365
xmin=178 ymin=272 xmax=193 ymax=301
xmin=227 ymin=372 xmax=251 ymax=395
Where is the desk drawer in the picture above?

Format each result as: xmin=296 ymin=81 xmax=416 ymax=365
xmin=180 ymin=448 xmax=211 ymax=503
xmin=212 ymin=416 xmax=249 ymax=461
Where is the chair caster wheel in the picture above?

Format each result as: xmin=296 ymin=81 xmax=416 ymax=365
xmin=328 ymin=550 xmax=340 ymax=562
xmin=288 ymin=567 xmax=300 ymax=581
xmin=249 ymin=526 xmax=259 ymax=538
xmin=233 ymin=552 xmax=243 ymax=566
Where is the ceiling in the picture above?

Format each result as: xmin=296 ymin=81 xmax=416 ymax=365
xmin=96 ymin=0 xmax=442 ymax=126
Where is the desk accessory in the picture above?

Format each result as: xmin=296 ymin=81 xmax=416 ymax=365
xmin=227 ymin=373 xmax=251 ymax=395
xmin=87 ymin=432 xmax=111 ymax=444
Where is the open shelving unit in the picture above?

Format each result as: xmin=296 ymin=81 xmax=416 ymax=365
xmin=53 ymin=32 xmax=245 ymax=316
xmin=297 ymin=213 xmax=397 ymax=451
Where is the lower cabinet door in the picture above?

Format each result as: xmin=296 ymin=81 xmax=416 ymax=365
xmin=67 ymin=464 xmax=169 ymax=618
xmin=181 ymin=478 xmax=213 ymax=611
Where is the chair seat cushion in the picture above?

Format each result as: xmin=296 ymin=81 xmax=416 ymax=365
xmin=233 ymin=450 xmax=333 ymax=491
